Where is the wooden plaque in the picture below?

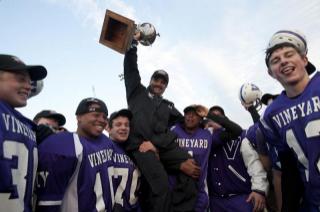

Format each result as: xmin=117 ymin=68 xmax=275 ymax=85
xmin=99 ymin=10 xmax=135 ymax=54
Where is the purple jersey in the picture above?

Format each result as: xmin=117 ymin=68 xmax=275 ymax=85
xmin=0 ymin=101 xmax=37 ymax=212
xmin=259 ymin=72 xmax=320 ymax=206
xmin=36 ymin=132 xmax=114 ymax=212
xmin=207 ymin=129 xmax=252 ymax=197
xmin=246 ymin=123 xmax=281 ymax=170
xmin=170 ymin=123 xmax=212 ymax=212
xmin=111 ymin=141 xmax=141 ymax=211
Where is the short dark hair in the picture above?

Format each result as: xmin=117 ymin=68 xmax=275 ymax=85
xmin=108 ymin=109 xmax=132 ymax=128
xmin=209 ymin=105 xmax=225 ymax=116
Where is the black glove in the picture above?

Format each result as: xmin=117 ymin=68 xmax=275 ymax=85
xmin=36 ymin=124 xmax=54 ymax=145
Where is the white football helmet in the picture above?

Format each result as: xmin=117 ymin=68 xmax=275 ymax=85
xmin=29 ymin=80 xmax=44 ymax=98
xmin=239 ymin=83 xmax=262 ymax=109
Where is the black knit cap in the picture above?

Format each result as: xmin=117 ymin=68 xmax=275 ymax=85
xmin=75 ymin=97 xmax=108 ymax=116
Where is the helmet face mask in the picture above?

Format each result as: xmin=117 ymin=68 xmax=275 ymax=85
xmin=239 ymin=83 xmax=262 ymax=110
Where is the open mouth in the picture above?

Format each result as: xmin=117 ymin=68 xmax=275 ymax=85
xmin=118 ymin=131 xmax=128 ymax=136
xmin=94 ymin=125 xmax=104 ymax=131
xmin=281 ymin=66 xmax=295 ymax=74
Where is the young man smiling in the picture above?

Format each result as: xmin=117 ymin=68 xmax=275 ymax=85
xmin=0 ymin=54 xmax=47 ymax=212
xmin=107 ymin=109 xmax=142 ymax=212
xmin=170 ymin=104 xmax=212 ymax=212
xmin=35 ymin=97 xmax=114 ymax=212
xmin=259 ymin=30 xmax=319 ymax=211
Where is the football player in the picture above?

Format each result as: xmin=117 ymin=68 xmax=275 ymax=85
xmin=170 ymin=105 xmax=212 ymax=211
xmin=0 ymin=54 xmax=47 ymax=212
xmin=35 ymin=98 xmax=114 ymax=212
xmin=106 ymin=109 xmax=141 ymax=212
xmin=260 ymin=29 xmax=319 ymax=211
xmin=206 ymin=106 xmax=268 ymax=212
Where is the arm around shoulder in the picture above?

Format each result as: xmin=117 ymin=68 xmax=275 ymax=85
xmin=207 ymin=113 xmax=243 ymax=141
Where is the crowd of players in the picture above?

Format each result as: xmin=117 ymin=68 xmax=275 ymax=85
xmin=0 ymin=29 xmax=319 ymax=212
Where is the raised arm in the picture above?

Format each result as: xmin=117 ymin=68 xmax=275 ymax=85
xmin=123 ymin=44 xmax=143 ymax=100
xmin=206 ymin=113 xmax=243 ymax=141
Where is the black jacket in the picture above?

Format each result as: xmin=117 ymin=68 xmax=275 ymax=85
xmin=124 ymin=46 xmax=183 ymax=151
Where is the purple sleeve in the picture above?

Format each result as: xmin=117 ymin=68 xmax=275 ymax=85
xmin=35 ymin=133 xmax=78 ymax=211
xmin=259 ymin=108 xmax=289 ymax=152
xmin=245 ymin=124 xmax=270 ymax=155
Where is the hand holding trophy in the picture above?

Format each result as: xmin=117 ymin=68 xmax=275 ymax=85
xmin=99 ymin=10 xmax=159 ymax=54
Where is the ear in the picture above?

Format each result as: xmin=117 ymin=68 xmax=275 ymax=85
xmin=105 ymin=123 xmax=111 ymax=132
xmin=267 ymin=68 xmax=276 ymax=79
xmin=303 ymin=55 xmax=309 ymax=67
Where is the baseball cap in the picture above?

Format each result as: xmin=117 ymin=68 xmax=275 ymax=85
xmin=75 ymin=97 xmax=108 ymax=116
xmin=184 ymin=104 xmax=208 ymax=118
xmin=265 ymin=30 xmax=316 ymax=75
xmin=151 ymin=69 xmax=169 ymax=84
xmin=33 ymin=110 xmax=66 ymax=126
xmin=261 ymin=93 xmax=279 ymax=106
xmin=0 ymin=54 xmax=47 ymax=81
xmin=109 ymin=109 xmax=133 ymax=126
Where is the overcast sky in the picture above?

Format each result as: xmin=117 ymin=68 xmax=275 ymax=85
xmin=1 ymin=0 xmax=319 ymax=131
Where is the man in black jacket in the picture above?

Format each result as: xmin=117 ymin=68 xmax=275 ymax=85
xmin=123 ymin=38 xmax=200 ymax=212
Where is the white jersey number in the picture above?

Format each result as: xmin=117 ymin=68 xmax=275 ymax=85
xmin=94 ymin=167 xmax=140 ymax=210
xmin=285 ymin=119 xmax=320 ymax=181
xmin=93 ymin=167 xmax=116 ymax=212
xmin=111 ymin=167 xmax=140 ymax=206
xmin=0 ymin=140 xmax=31 ymax=212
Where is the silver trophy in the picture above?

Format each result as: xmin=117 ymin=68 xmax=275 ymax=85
xmin=135 ymin=23 xmax=160 ymax=46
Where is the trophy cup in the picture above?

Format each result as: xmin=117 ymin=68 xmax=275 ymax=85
xmin=99 ymin=10 xmax=159 ymax=54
